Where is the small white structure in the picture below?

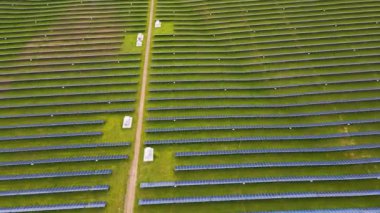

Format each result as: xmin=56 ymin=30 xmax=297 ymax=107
xmin=122 ymin=116 xmax=133 ymax=129
xmin=155 ymin=20 xmax=161 ymax=28
xmin=136 ymin=33 xmax=144 ymax=47
xmin=144 ymin=147 xmax=154 ymax=162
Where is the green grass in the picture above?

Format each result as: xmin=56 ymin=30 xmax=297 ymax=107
xmin=122 ymin=34 xmax=145 ymax=53
xmin=154 ymin=22 xmax=175 ymax=34
xmin=134 ymin=0 xmax=380 ymax=212
xmin=1 ymin=0 xmax=380 ymax=212
xmin=0 ymin=0 xmax=148 ymax=212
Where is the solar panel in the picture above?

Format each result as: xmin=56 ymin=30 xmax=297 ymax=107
xmin=0 ymin=59 xmax=137 ymax=70
xmin=0 ymin=202 xmax=106 ymax=212
xmin=250 ymin=207 xmax=380 ymax=213
xmin=149 ymin=78 xmax=379 ymax=93
xmin=0 ymin=74 xmax=136 ymax=84
xmin=153 ymin=38 xmax=380 ymax=56
xmin=148 ymin=97 xmax=380 ymax=111
xmin=0 ymin=185 xmax=109 ymax=197
xmin=148 ymin=88 xmax=380 ymax=101
xmin=152 ymin=52 xmax=380 ymax=67
xmin=176 ymin=143 xmax=380 ymax=157
xmin=163 ymin=17 xmax=374 ymax=33
xmin=141 ymin=173 xmax=380 ymax=188
xmin=156 ymin=26 xmax=380 ymax=43
xmin=0 ymin=155 xmax=128 ymax=167
xmin=145 ymin=131 xmax=380 ymax=145
xmin=151 ymin=67 xmax=379 ymax=77
xmin=0 ymin=132 xmax=102 ymax=142
xmin=175 ymin=158 xmax=380 ymax=171
xmin=154 ymin=30 xmax=380 ymax=47
xmin=0 ymin=142 xmax=130 ymax=154
xmin=0 ymin=120 xmax=105 ymax=130
xmin=0 ymin=99 xmax=134 ymax=110
xmin=147 ymin=108 xmax=380 ymax=121
xmin=0 ymin=82 xmax=138 ymax=92
xmin=0 ymin=170 xmax=112 ymax=181
xmin=0 ymin=90 xmax=136 ymax=101
xmin=0 ymin=108 xmax=133 ymax=119
xmin=147 ymin=119 xmax=380 ymax=133
xmin=150 ymin=61 xmax=380 ymax=80
xmin=0 ymin=66 xmax=136 ymax=77
xmin=139 ymin=190 xmax=380 ymax=205
xmin=153 ymin=46 xmax=380 ymax=61
xmin=1 ymin=52 xmax=134 ymax=64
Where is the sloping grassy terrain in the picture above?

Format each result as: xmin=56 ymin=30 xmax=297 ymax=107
xmin=0 ymin=0 xmax=147 ymax=212
xmin=136 ymin=0 xmax=380 ymax=212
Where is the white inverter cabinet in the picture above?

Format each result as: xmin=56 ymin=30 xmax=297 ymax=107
xmin=144 ymin=147 xmax=154 ymax=162
xmin=122 ymin=116 xmax=133 ymax=129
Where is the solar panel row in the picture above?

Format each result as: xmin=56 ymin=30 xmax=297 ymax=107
xmin=147 ymin=108 xmax=380 ymax=121
xmin=150 ymin=62 xmax=380 ymax=79
xmin=148 ymin=97 xmax=380 ymax=111
xmin=153 ymin=55 xmax=380 ymax=69
xmin=0 ymin=170 xmax=112 ymax=181
xmin=158 ymin=23 xmax=380 ymax=40
xmin=0 ymin=120 xmax=105 ymax=130
xmin=0 ymin=185 xmax=109 ymax=197
xmin=166 ymin=9 xmax=378 ymax=28
xmin=139 ymin=190 xmax=380 ymax=205
xmin=0 ymin=59 xmax=139 ymax=69
xmin=0 ymin=108 xmax=134 ymax=119
xmin=175 ymin=158 xmax=380 ymax=171
xmin=1 ymin=26 xmax=130 ymax=36
xmin=150 ymin=73 xmax=380 ymax=84
xmin=0 ymin=155 xmax=128 ymax=167
xmin=0 ymin=132 xmax=102 ymax=142
xmin=174 ymin=8 xmax=379 ymax=26
xmin=0 ymin=90 xmax=136 ymax=100
xmin=145 ymin=131 xmax=380 ymax=145
xmin=140 ymin=173 xmax=380 ymax=188
xmin=0 ymin=99 xmax=134 ymax=110
xmin=154 ymin=28 xmax=380 ymax=45
xmin=148 ymin=87 xmax=380 ymax=101
xmin=153 ymin=34 xmax=380 ymax=48
xmin=0 ymin=22 xmax=138 ymax=34
xmin=147 ymin=119 xmax=380 ymax=133
xmin=153 ymin=46 xmax=380 ymax=61
xmin=153 ymin=38 xmax=380 ymax=55
xmin=0 ymin=52 xmax=134 ymax=63
xmin=0 ymin=82 xmax=137 ymax=92
xmin=0 ymin=41 xmax=122 ymax=50
xmin=0 ymin=142 xmax=130 ymax=154
xmin=149 ymin=78 xmax=380 ymax=93
xmin=250 ymin=207 xmax=380 ymax=213
xmin=0 ymin=202 xmax=106 ymax=212
xmin=0 ymin=66 xmax=136 ymax=76
xmin=0 ymin=73 xmax=137 ymax=84
xmin=175 ymin=143 xmax=380 ymax=157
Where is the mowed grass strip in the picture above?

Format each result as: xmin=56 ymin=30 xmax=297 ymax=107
xmin=136 ymin=0 xmax=380 ymax=212
xmin=0 ymin=0 xmax=148 ymax=212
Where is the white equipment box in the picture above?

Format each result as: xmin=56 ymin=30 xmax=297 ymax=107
xmin=144 ymin=147 xmax=154 ymax=162
xmin=122 ymin=116 xmax=133 ymax=129
xmin=155 ymin=20 xmax=161 ymax=28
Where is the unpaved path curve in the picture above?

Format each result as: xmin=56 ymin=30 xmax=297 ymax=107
xmin=124 ymin=0 xmax=155 ymax=211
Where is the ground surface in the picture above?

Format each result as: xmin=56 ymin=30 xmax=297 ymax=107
xmin=0 ymin=0 xmax=379 ymax=212
xmin=0 ymin=0 xmax=147 ymax=212
xmin=125 ymin=0 xmax=155 ymax=211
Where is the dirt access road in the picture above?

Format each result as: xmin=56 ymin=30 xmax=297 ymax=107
xmin=124 ymin=0 xmax=155 ymax=211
